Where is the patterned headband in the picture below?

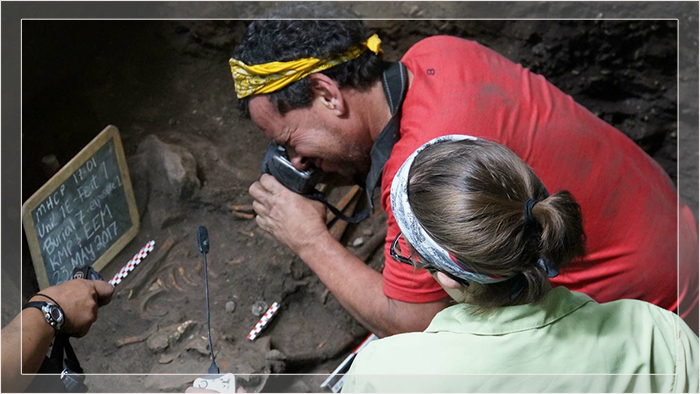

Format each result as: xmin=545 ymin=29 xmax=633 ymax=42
xmin=390 ymin=135 xmax=512 ymax=285
xmin=229 ymin=34 xmax=382 ymax=99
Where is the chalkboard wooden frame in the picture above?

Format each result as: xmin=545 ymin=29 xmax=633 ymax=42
xmin=22 ymin=125 xmax=140 ymax=289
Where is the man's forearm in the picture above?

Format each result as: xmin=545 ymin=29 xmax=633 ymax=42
xmin=1 ymin=309 xmax=55 ymax=392
xmin=247 ymin=175 xmax=449 ymax=334
xmin=296 ymin=231 xmax=449 ymax=337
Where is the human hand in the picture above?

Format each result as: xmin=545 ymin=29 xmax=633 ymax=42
xmin=32 ymin=279 xmax=114 ymax=337
xmin=249 ymin=174 xmax=328 ymax=255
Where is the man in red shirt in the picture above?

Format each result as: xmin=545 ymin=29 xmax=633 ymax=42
xmin=234 ymin=20 xmax=698 ymax=336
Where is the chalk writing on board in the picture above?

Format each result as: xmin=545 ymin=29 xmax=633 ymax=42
xmin=31 ymin=139 xmax=133 ymax=286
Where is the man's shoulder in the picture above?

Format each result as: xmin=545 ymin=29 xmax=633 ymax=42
xmin=402 ymin=35 xmax=481 ymax=61
xmin=381 ymin=132 xmax=435 ymax=196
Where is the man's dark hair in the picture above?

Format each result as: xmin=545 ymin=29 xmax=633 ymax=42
xmin=233 ymin=20 xmax=385 ymax=118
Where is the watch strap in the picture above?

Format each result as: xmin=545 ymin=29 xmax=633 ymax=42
xmin=35 ymin=293 xmax=64 ymax=311
xmin=23 ymin=301 xmax=49 ymax=311
xmin=23 ymin=300 xmax=63 ymax=332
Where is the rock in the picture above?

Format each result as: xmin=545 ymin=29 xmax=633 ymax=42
xmin=264 ymin=348 xmax=287 ymax=373
xmin=132 ymin=134 xmax=201 ymax=229
xmin=41 ymin=154 xmax=61 ymax=177
xmin=225 ymin=300 xmax=236 ymax=313
xmin=146 ymin=331 xmax=169 ymax=353
xmin=126 ymin=155 xmax=150 ymax=218
xmin=532 ymin=43 xmax=547 ymax=56
xmin=136 ymin=134 xmax=201 ymax=199
xmin=282 ymin=278 xmax=308 ymax=295
xmin=158 ymin=350 xmax=182 ymax=364
xmin=251 ymin=300 xmax=268 ymax=316
xmin=352 ymin=237 xmax=364 ymax=247
xmin=265 ymin=349 xmax=287 ymax=361
xmin=269 ymin=359 xmax=286 ymax=373
xmin=256 ymin=336 xmax=272 ymax=352
xmin=221 ymin=334 xmax=235 ymax=343
xmin=288 ymin=379 xmax=311 ymax=393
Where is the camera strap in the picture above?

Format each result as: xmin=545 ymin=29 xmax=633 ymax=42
xmin=27 ymin=266 xmax=97 ymax=392
xmin=27 ymin=334 xmax=85 ymax=393
xmin=308 ymin=62 xmax=408 ymax=223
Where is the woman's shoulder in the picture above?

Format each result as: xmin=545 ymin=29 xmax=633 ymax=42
xmin=343 ymin=331 xmax=464 ymax=392
xmin=351 ymin=332 xmax=428 ymax=371
xmin=569 ymin=291 xmax=697 ymax=365
xmin=586 ymin=293 xmax=684 ymax=329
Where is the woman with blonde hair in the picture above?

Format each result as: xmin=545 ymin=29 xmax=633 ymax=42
xmin=342 ymin=135 xmax=698 ymax=393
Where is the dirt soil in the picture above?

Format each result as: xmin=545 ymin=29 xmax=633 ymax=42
xmin=20 ymin=13 xmax=686 ymax=394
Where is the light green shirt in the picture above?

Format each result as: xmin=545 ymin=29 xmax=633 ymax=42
xmin=343 ymin=287 xmax=698 ymax=393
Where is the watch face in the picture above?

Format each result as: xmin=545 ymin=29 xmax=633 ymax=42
xmin=50 ymin=308 xmax=62 ymax=320
xmin=41 ymin=303 xmax=64 ymax=331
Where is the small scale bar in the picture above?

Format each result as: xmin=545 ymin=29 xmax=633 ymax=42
xmin=247 ymin=302 xmax=280 ymax=341
xmin=108 ymin=240 xmax=155 ymax=286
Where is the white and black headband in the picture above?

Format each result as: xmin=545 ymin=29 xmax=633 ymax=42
xmin=390 ymin=135 xmax=513 ymax=285
xmin=390 ymin=135 xmax=560 ymax=286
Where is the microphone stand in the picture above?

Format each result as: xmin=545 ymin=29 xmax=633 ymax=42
xmin=198 ymin=226 xmax=219 ymax=374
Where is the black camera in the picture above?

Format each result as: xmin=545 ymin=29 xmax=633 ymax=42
xmin=260 ymin=143 xmax=324 ymax=195
xmin=71 ymin=265 xmax=103 ymax=281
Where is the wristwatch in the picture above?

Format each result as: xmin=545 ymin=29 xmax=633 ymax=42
xmin=23 ymin=301 xmax=65 ymax=332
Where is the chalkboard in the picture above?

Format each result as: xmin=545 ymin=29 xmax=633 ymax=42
xmin=22 ymin=125 xmax=140 ymax=289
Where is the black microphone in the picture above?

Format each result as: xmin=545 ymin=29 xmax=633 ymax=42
xmin=196 ymin=226 xmax=219 ymax=374
xmin=197 ymin=226 xmax=210 ymax=254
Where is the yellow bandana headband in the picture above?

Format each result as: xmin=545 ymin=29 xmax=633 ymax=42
xmin=229 ymin=34 xmax=383 ymax=99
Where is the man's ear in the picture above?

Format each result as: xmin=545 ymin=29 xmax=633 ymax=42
xmin=435 ymin=272 xmax=463 ymax=290
xmin=308 ymin=73 xmax=346 ymax=117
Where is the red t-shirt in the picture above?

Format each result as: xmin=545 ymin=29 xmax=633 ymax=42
xmin=380 ymin=36 xmax=698 ymax=316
